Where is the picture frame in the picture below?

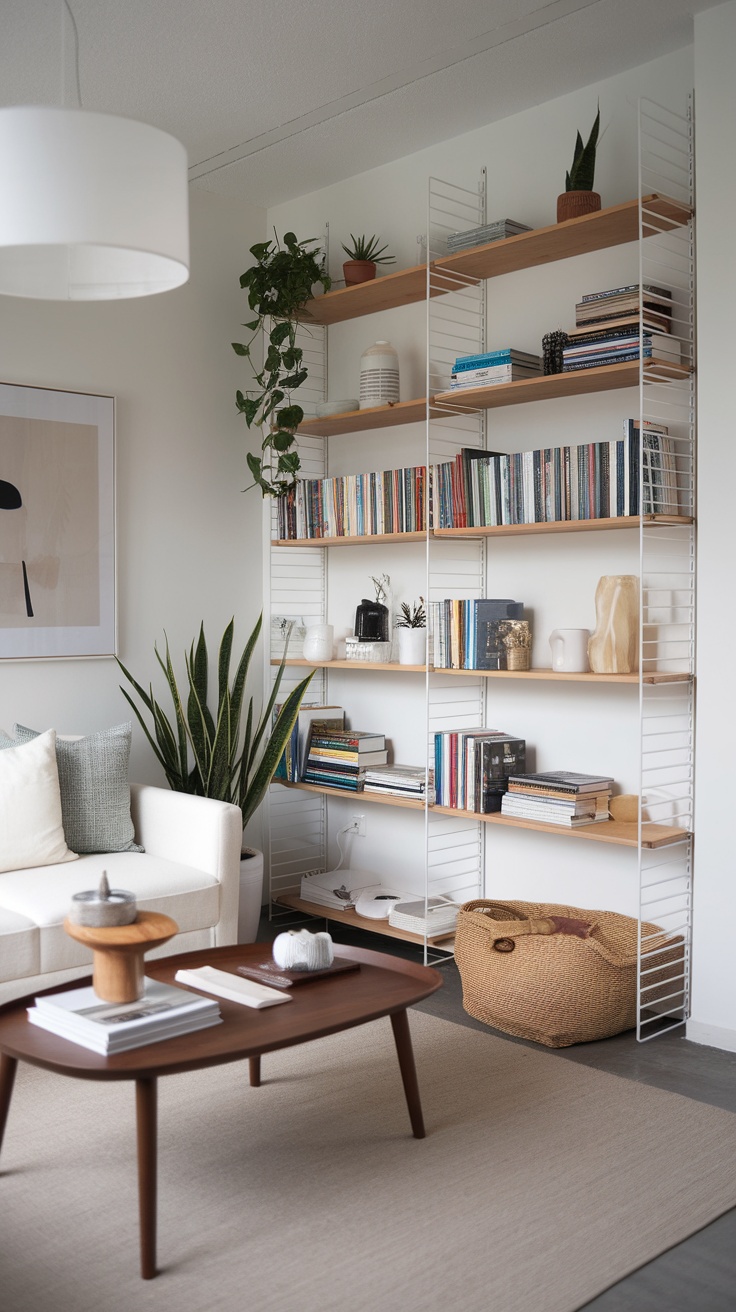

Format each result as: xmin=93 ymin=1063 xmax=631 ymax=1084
xmin=0 ymin=381 xmax=115 ymax=659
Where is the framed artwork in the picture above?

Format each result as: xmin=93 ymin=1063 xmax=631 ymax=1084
xmin=0 ymin=381 xmax=115 ymax=659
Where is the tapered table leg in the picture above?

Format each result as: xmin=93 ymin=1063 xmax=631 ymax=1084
xmin=249 ymin=1055 xmax=261 ymax=1087
xmin=136 ymin=1077 xmax=158 ymax=1279
xmin=390 ymin=1009 xmax=425 ymax=1139
xmin=0 ymin=1054 xmax=17 ymax=1156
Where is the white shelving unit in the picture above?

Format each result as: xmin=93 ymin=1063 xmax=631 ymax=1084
xmin=261 ymin=96 xmax=696 ymax=1034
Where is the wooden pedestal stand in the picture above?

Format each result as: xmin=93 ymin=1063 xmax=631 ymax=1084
xmin=63 ymin=912 xmax=179 ymax=1003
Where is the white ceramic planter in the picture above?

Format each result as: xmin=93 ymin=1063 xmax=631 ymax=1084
xmin=397 ymin=628 xmax=426 ymax=665
xmin=238 ymin=847 xmax=264 ymax=943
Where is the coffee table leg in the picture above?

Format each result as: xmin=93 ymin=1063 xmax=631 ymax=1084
xmin=249 ymin=1056 xmax=261 ymax=1087
xmin=136 ymin=1077 xmax=158 ymax=1279
xmin=0 ymin=1054 xmax=18 ymax=1156
xmin=390 ymin=1009 xmax=426 ymax=1139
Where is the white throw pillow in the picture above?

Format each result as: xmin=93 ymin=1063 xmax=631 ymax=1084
xmin=0 ymin=729 xmax=78 ymax=873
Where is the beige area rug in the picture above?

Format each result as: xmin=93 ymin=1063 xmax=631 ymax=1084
xmin=1 ymin=1011 xmax=735 ymax=1312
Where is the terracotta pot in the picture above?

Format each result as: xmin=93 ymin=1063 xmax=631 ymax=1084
xmin=343 ymin=259 xmax=377 ymax=286
xmin=556 ymin=190 xmax=602 ymax=223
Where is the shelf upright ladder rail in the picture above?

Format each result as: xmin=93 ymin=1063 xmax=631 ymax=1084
xmin=423 ymin=173 xmax=488 ymax=958
xmin=635 ymin=96 xmax=696 ymax=1039
xmin=263 ymin=278 xmax=331 ymax=920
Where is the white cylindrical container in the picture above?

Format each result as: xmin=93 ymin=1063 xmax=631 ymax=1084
xmin=303 ymin=623 xmax=334 ymax=662
xmin=397 ymin=628 xmax=427 ymax=665
xmin=359 ymin=340 xmax=400 ymax=409
xmin=238 ymin=848 xmax=265 ymax=943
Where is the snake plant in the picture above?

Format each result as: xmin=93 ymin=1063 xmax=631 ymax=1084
xmin=565 ymin=104 xmax=600 ymax=192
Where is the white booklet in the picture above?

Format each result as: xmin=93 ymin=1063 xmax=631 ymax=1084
xmin=175 ymin=965 xmax=292 ymax=1008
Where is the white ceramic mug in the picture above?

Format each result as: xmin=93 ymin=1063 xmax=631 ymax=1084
xmin=302 ymin=623 xmax=334 ymax=663
xmin=549 ymin=627 xmax=590 ymax=673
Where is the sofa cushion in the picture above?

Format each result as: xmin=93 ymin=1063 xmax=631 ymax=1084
xmin=0 ymin=905 xmax=40 ymax=982
xmin=0 ymin=730 xmax=78 ymax=874
xmin=11 ymin=723 xmax=143 ymax=855
xmin=0 ymin=852 xmax=221 ymax=975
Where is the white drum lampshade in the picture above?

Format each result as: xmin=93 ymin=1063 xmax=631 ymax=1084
xmin=0 ymin=106 xmax=190 ymax=300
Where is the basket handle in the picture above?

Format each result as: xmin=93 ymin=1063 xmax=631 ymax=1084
xmin=462 ymin=905 xmax=595 ymax=950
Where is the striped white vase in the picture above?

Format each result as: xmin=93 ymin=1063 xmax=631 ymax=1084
xmin=359 ymin=340 xmax=400 ymax=409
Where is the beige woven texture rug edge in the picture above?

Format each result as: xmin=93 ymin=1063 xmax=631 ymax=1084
xmin=1 ymin=1010 xmax=734 ymax=1312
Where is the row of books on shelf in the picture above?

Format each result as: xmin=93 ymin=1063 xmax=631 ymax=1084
xmin=429 ymin=598 xmax=525 ymax=671
xmin=434 ymin=420 xmax=679 ymax=528
xmin=276 ymin=464 xmax=428 ymax=541
xmin=275 ymin=423 xmax=679 ymax=541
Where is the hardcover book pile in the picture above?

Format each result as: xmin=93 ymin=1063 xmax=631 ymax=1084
xmin=450 ymin=347 xmax=542 ymax=390
xmin=434 ymin=729 xmax=526 ymax=813
xmin=433 ymin=422 xmax=679 ymax=529
xmin=446 ymin=218 xmax=531 ymax=253
xmin=363 ymin=763 xmax=435 ymax=803
xmin=388 ymin=896 xmax=458 ymax=937
xmin=302 ymin=728 xmax=387 ymax=792
xmin=500 ymin=771 xmax=614 ymax=827
xmin=277 ymin=464 xmax=427 ymax=541
xmin=27 ymin=979 xmax=222 ymax=1055
xmin=429 ymin=597 xmax=525 ymax=670
xmin=563 ymin=282 xmax=679 ymax=372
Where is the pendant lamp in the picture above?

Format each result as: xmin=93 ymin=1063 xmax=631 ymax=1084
xmin=0 ymin=104 xmax=190 ymax=301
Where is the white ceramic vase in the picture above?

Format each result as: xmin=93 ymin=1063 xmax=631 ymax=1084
xmin=397 ymin=627 xmax=426 ymax=665
xmin=359 ymin=340 xmax=400 ymax=409
xmin=238 ymin=847 xmax=264 ymax=943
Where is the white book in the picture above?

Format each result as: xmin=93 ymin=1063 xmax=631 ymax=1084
xmin=34 ymin=977 xmax=219 ymax=1037
xmin=28 ymin=1005 xmax=222 ymax=1054
xmin=174 ymin=965 xmax=293 ymax=1008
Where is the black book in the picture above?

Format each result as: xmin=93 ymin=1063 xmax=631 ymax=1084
xmin=473 ymin=599 xmax=524 ymax=670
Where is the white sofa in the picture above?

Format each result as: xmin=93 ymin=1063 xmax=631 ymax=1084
xmin=0 ymin=783 xmax=242 ymax=1005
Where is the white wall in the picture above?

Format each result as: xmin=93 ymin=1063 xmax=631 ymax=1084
xmin=0 ymin=189 xmax=267 ymax=843
xmin=266 ymin=50 xmax=695 ymax=917
xmin=688 ymin=2 xmax=736 ymax=1052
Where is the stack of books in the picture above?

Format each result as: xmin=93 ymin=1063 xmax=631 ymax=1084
xmin=434 ymin=730 xmax=526 ymax=813
xmin=302 ymin=729 xmax=387 ymax=791
xmin=450 ymin=348 xmax=542 ymax=390
xmin=275 ymin=704 xmax=345 ymax=782
xmin=446 ymin=218 xmax=531 ymax=252
xmin=388 ymin=896 xmax=459 ymax=937
xmin=363 ymin=763 xmax=435 ymax=804
xmin=27 ymin=979 xmax=222 ymax=1055
xmin=430 ymin=597 xmax=525 ymax=670
xmin=563 ymin=283 xmax=678 ymax=372
xmin=500 ymin=771 xmax=614 ymax=827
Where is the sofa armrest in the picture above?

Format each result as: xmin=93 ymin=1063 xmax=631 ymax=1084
xmin=129 ymin=783 xmax=242 ymax=945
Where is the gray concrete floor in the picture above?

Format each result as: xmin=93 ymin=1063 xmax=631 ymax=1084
xmin=259 ymin=910 xmax=736 ymax=1311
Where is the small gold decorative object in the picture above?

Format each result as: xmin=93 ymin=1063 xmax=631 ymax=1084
xmin=501 ymin=619 xmax=532 ymax=671
xmin=69 ymin=871 xmax=138 ymax=928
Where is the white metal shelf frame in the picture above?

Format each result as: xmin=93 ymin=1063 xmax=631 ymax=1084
xmin=636 ymin=96 xmax=695 ymax=1040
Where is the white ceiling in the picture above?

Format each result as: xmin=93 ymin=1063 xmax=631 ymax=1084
xmin=2 ymin=0 xmax=720 ymax=207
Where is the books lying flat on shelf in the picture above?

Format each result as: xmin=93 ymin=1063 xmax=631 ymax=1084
xmin=303 ymin=729 xmax=388 ymax=790
xmin=562 ymin=332 xmax=680 ymax=372
xmin=453 ymin=348 xmax=542 ymax=372
xmin=446 ymin=219 xmax=531 ymax=252
xmin=507 ymin=771 xmax=614 ymax=794
xmin=450 ymin=363 xmax=542 ymax=389
xmin=174 ymin=966 xmax=292 ymax=1008
xmin=27 ymin=979 xmax=221 ymax=1054
xmin=502 ymin=790 xmax=610 ymax=818
xmin=363 ymin=763 xmax=435 ymax=803
xmin=500 ymin=796 xmax=610 ymax=826
xmin=566 ymin=314 xmax=671 ymax=339
xmin=300 ymin=868 xmax=382 ymax=909
xmin=575 ymin=284 xmax=673 ymax=326
xmin=435 ymin=730 xmax=526 ymax=812
xmin=388 ymin=897 xmax=459 ymax=936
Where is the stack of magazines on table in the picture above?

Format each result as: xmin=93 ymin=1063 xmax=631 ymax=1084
xmin=500 ymin=771 xmax=613 ymax=827
xmin=363 ymin=763 xmax=435 ymax=803
xmin=27 ymin=979 xmax=222 ymax=1054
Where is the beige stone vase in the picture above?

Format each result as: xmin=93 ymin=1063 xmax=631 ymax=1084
xmin=588 ymin=575 xmax=639 ymax=674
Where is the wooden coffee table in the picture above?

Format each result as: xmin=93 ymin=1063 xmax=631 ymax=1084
xmin=0 ymin=942 xmax=442 ymax=1279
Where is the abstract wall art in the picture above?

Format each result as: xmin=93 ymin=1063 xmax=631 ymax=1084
xmin=0 ymin=382 xmax=115 ymax=659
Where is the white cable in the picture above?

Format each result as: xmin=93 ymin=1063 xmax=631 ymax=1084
xmin=333 ymin=821 xmax=356 ymax=873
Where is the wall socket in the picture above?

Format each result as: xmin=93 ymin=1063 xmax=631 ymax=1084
xmin=351 ymin=813 xmax=367 ymax=837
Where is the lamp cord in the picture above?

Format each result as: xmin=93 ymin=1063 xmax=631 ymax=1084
xmin=332 ymin=822 xmax=355 ymax=873
xmin=62 ymin=1 xmax=82 ymax=109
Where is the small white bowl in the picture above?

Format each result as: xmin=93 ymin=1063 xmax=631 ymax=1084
xmin=315 ymin=398 xmax=359 ymax=417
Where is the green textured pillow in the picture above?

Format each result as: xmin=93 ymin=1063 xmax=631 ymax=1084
xmin=11 ymin=723 xmax=143 ymax=855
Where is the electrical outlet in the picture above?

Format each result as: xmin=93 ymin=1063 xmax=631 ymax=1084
xmin=351 ymin=813 xmax=367 ymax=837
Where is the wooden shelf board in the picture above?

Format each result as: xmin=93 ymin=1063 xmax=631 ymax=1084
xmin=299 ymin=397 xmax=433 ymax=437
xmin=274 ymin=894 xmax=455 ymax=945
xmin=431 ymin=808 xmax=689 ymax=848
xmin=433 ymin=360 xmax=691 ymax=411
xmin=301 ymin=196 xmax=692 ymax=325
xmin=272 ymin=531 xmax=426 ymax=548
xmin=434 ymin=515 xmax=693 ymax=539
xmin=274 ymin=780 xmax=425 ymax=810
xmin=274 ymin=659 xmax=691 ymax=684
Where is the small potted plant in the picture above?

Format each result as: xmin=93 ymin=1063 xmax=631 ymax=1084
xmin=341 ymin=234 xmax=396 ymax=286
xmin=394 ymin=597 xmax=427 ymax=666
xmin=557 ymin=104 xmax=601 ymax=223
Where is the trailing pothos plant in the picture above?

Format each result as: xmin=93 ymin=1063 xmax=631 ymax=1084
xmin=232 ymin=231 xmax=331 ymax=498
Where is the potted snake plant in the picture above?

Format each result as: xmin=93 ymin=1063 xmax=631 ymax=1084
xmin=557 ymin=104 xmax=601 ymax=223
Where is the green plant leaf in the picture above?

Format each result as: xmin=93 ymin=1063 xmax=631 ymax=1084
xmin=231 ymin=342 xmax=250 ymax=356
